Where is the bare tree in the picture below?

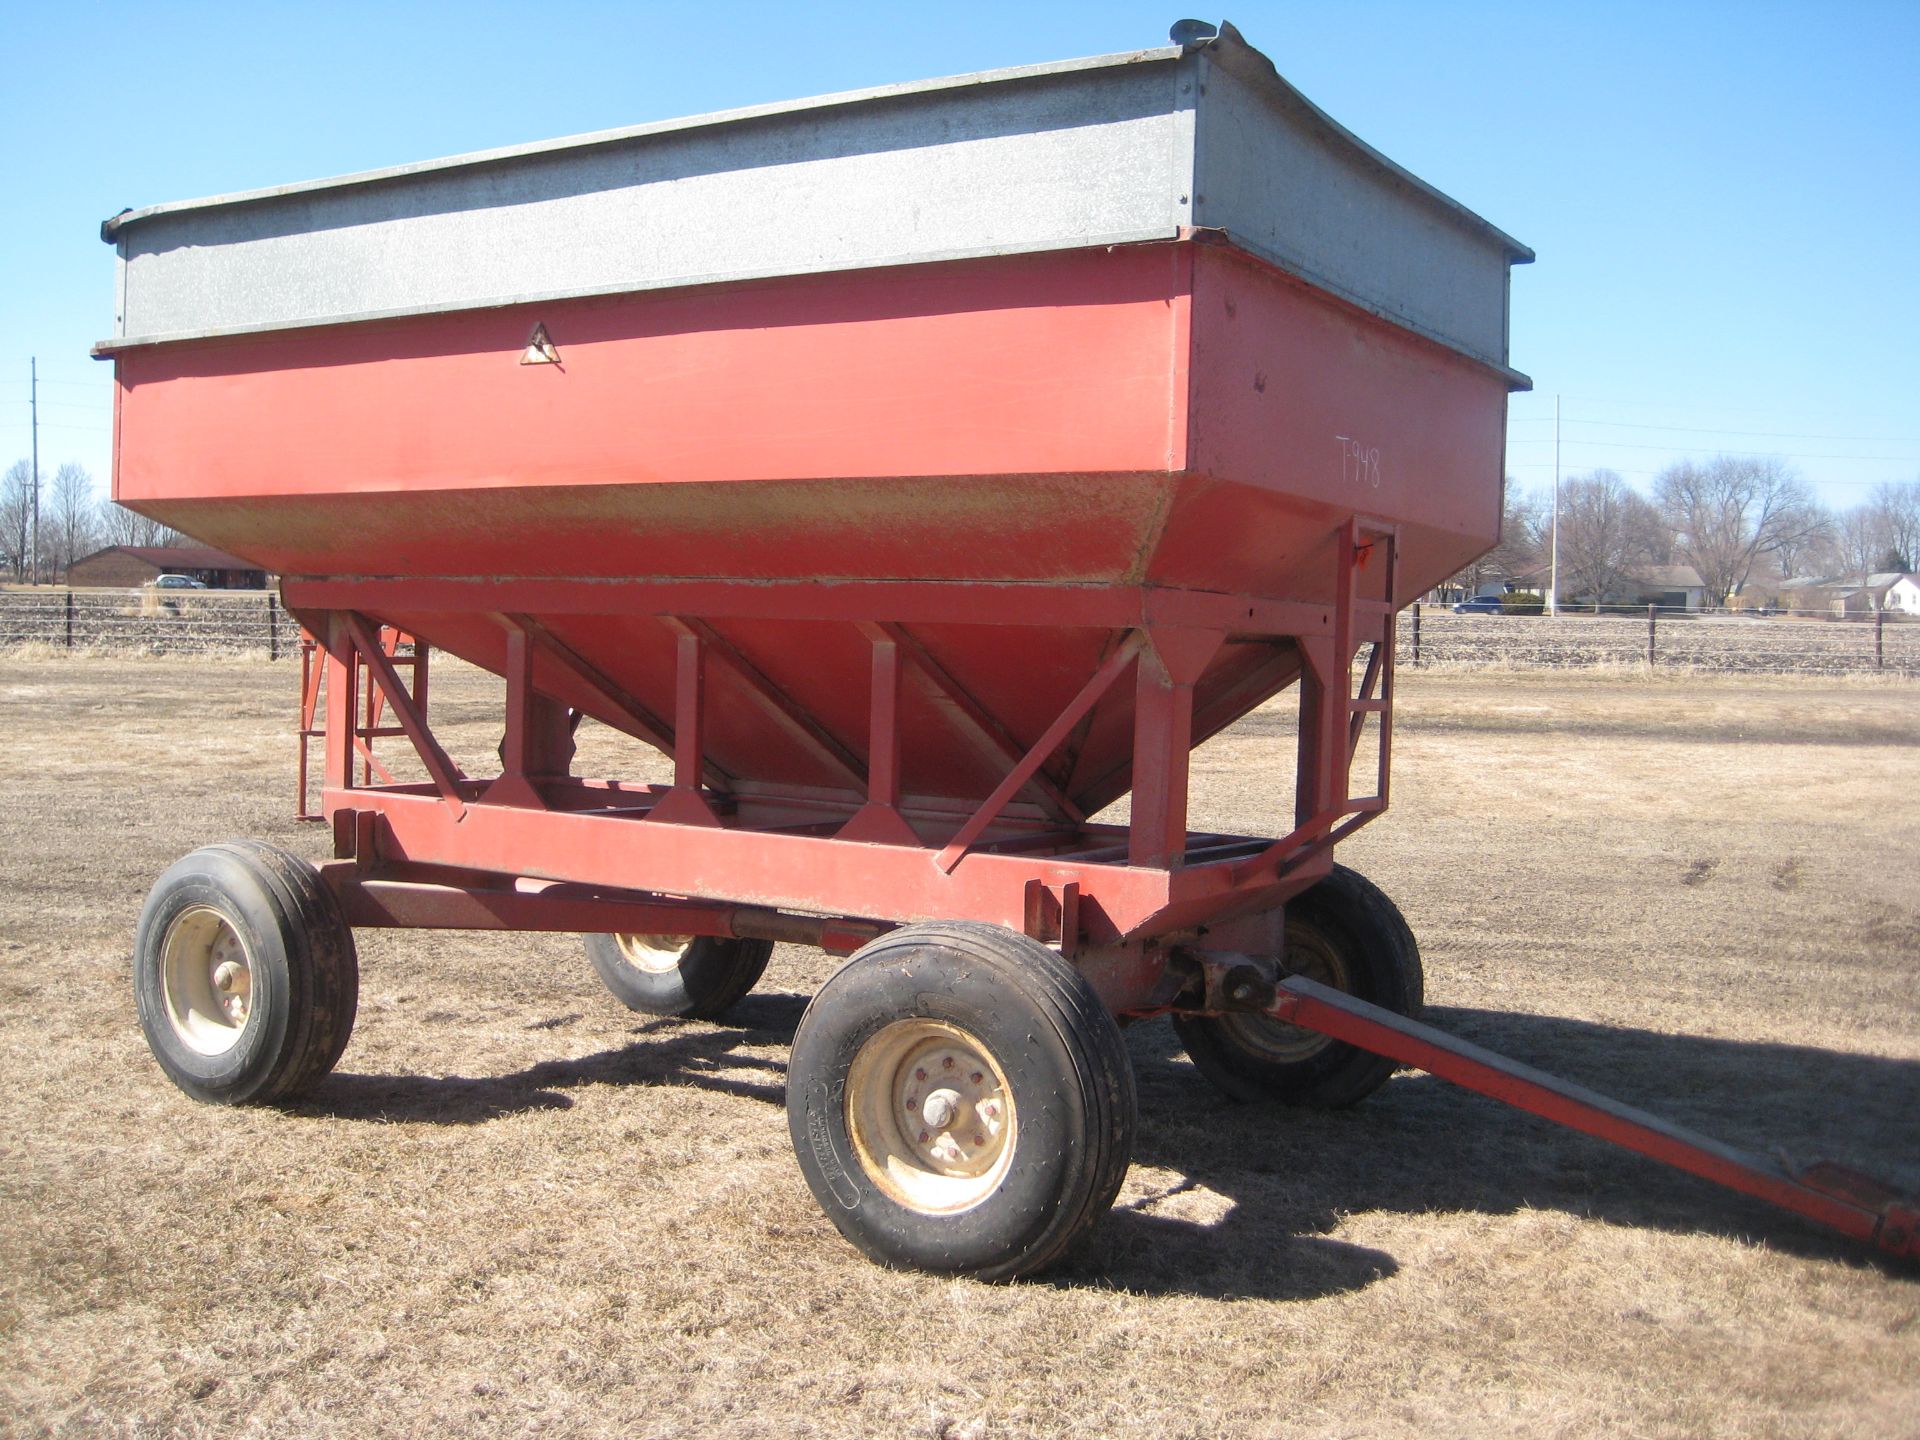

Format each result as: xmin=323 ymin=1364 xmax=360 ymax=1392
xmin=1769 ymin=502 xmax=1833 ymax=580
xmin=1493 ymin=486 xmax=1548 ymax=579
xmin=0 ymin=459 xmax=31 ymax=579
xmin=49 ymin=462 xmax=99 ymax=580
xmin=1832 ymin=504 xmax=1885 ymax=580
xmin=1442 ymin=481 xmax=1544 ymax=595
xmin=1654 ymin=456 xmax=1822 ymax=606
xmin=1556 ymin=469 xmax=1663 ymax=608
xmin=1870 ymin=479 xmax=1919 ymax=571
xmin=97 ymin=499 xmax=184 ymax=549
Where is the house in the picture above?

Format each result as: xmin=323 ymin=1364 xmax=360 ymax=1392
xmin=1828 ymin=586 xmax=1875 ymax=618
xmin=1776 ymin=572 xmax=1919 ymax=618
xmin=67 ymin=544 xmax=269 ymax=590
xmin=1515 ymin=561 xmax=1706 ymax=611
xmin=1859 ymin=572 xmax=1916 ymax=614
xmin=1777 ymin=575 xmax=1840 ymax=614
xmin=1629 ymin=564 xmax=1707 ymax=611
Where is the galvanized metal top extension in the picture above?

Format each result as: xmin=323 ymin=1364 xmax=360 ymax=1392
xmin=97 ymin=20 xmax=1532 ymax=377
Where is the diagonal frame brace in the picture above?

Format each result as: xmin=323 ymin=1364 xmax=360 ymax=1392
xmin=664 ymin=615 xmax=868 ymax=794
xmin=935 ymin=633 xmax=1144 ymax=872
xmin=341 ymin=613 xmax=467 ymax=819
xmin=861 ymin=620 xmax=1081 ymax=824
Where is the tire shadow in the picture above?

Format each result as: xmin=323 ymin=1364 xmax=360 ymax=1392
xmin=300 ymin=991 xmax=809 ymax=1124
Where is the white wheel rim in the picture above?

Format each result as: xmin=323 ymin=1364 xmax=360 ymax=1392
xmin=160 ymin=905 xmax=253 ymax=1056
xmin=612 ymin=933 xmax=694 ymax=974
xmin=846 ymin=1019 xmax=1017 ymax=1214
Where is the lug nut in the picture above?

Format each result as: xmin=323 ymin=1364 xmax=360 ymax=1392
xmin=922 ymin=1088 xmax=962 ymax=1129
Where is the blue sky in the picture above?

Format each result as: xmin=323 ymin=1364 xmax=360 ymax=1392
xmin=3 ymin=1 xmax=1916 ymax=513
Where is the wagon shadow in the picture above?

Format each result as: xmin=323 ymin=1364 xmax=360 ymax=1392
xmin=298 ymin=996 xmax=1920 ymax=1296
xmin=302 ymin=990 xmax=810 ymax=1124
xmin=1073 ymin=1006 xmax=1920 ymax=1296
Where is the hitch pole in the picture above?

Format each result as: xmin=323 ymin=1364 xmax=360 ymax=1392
xmin=1271 ymin=975 xmax=1918 ymax=1259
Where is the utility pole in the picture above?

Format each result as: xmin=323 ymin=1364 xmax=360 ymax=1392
xmin=1547 ymin=392 xmax=1560 ymax=616
xmin=30 ymin=358 xmax=40 ymax=587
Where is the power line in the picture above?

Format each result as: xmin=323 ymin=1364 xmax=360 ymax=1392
xmin=1562 ymin=417 xmax=1920 ymax=444
xmin=1508 ymin=390 xmax=1914 ymax=427
xmin=7 ymin=399 xmax=109 ymax=414
xmin=1540 ymin=438 xmax=1917 ymax=463
xmin=1505 ymin=461 xmax=1894 ymax=488
xmin=1510 ymin=414 xmax=1920 ymax=445
xmin=0 ymin=420 xmax=110 ymax=434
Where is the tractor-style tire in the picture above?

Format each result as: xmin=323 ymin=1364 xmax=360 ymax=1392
xmin=133 ymin=841 xmax=359 ymax=1106
xmin=786 ymin=922 xmax=1136 ymax=1281
xmin=585 ymin=932 xmax=773 ymax=1020
xmin=1173 ymin=864 xmax=1422 ymax=1108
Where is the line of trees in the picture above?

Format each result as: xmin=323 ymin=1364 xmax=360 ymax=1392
xmin=0 ymin=459 xmax=185 ymax=583
xmin=1475 ymin=456 xmax=1918 ymax=608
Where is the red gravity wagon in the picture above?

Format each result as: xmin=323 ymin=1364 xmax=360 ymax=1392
xmin=101 ymin=21 xmax=1915 ymax=1277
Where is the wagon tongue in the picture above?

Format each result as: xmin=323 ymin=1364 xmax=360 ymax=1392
xmin=1265 ymin=974 xmax=1920 ymax=1261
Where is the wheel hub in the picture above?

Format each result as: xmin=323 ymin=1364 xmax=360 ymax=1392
xmin=160 ymin=906 xmax=254 ymax=1057
xmin=848 ymin=1020 xmax=1016 ymax=1213
xmin=612 ymin=933 xmax=694 ymax=975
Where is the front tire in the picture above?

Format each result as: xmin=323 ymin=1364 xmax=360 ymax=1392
xmin=786 ymin=922 xmax=1136 ymax=1280
xmin=133 ymin=841 xmax=359 ymax=1105
xmin=1174 ymin=864 xmax=1422 ymax=1108
xmin=585 ymin=932 xmax=772 ymax=1019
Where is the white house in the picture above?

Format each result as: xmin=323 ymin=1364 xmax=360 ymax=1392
xmin=1882 ymin=575 xmax=1920 ymax=616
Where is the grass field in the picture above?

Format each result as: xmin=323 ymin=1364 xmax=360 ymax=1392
xmin=2 ymin=655 xmax=1916 ymax=1438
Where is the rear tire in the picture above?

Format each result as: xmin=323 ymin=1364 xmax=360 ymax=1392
xmin=585 ymin=932 xmax=772 ymax=1020
xmin=133 ymin=841 xmax=359 ymax=1105
xmin=1174 ymin=864 xmax=1421 ymax=1108
xmin=786 ymin=922 xmax=1136 ymax=1280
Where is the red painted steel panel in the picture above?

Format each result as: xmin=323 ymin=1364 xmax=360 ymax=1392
xmin=119 ymin=247 xmax=1190 ymax=492
xmin=1157 ymin=243 xmax=1507 ymax=600
xmin=119 ymin=238 xmax=1511 ymax=809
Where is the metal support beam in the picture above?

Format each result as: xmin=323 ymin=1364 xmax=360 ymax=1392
xmin=340 ymin=613 xmax=466 ymax=818
xmin=1126 ymin=629 xmax=1221 ymax=868
xmin=1269 ymin=974 xmax=1920 ymax=1261
xmin=646 ymin=626 xmax=723 ymax=826
xmin=322 ymin=614 xmax=358 ymax=797
xmin=485 ymin=621 xmax=577 ymax=808
xmin=838 ymin=632 xmax=920 ymax=844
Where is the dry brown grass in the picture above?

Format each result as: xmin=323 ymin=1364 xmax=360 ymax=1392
xmin=1 ymin=656 xmax=1917 ymax=1439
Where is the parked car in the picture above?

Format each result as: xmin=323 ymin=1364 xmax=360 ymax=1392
xmin=1451 ymin=594 xmax=1504 ymax=614
xmin=153 ymin=574 xmax=208 ymax=589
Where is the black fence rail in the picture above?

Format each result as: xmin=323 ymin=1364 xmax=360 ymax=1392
xmin=1401 ymin=605 xmax=1920 ymax=677
xmin=3 ymin=590 xmax=1915 ymax=678
xmin=0 ymin=588 xmax=289 ymax=657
